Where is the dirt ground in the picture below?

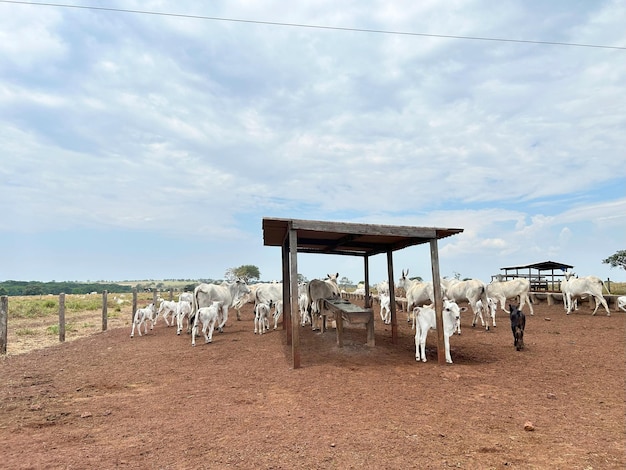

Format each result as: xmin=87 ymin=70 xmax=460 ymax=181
xmin=0 ymin=298 xmax=624 ymax=469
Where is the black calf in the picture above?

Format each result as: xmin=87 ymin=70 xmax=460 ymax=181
xmin=509 ymin=304 xmax=526 ymax=351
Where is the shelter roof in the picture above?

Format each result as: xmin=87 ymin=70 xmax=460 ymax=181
xmin=262 ymin=218 xmax=463 ymax=257
xmin=500 ymin=261 xmax=574 ymax=271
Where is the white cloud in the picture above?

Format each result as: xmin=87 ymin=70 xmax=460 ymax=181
xmin=1 ymin=0 xmax=624 ymax=282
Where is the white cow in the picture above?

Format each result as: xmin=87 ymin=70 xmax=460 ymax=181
xmin=617 ymin=296 xmax=626 ymax=313
xmin=130 ymin=303 xmax=157 ymax=338
xmin=475 ymin=297 xmax=498 ymax=332
xmin=486 ymin=276 xmax=534 ymax=317
xmin=379 ymin=293 xmax=391 ymax=324
xmin=191 ymin=301 xmax=223 ymax=346
xmin=352 ymin=283 xmax=366 ymax=296
xmin=254 ymin=283 xmax=283 ymax=330
xmin=414 ymin=300 xmax=466 ymax=363
xmin=562 ymin=271 xmax=610 ymax=316
xmin=178 ymin=292 xmax=194 ymax=304
xmin=176 ymin=300 xmax=192 ymax=335
xmin=192 ymin=279 xmax=251 ymax=335
xmin=376 ymin=280 xmax=390 ymax=296
xmin=158 ymin=300 xmax=179 ymax=327
xmin=233 ymin=284 xmax=262 ymax=321
xmin=397 ymin=269 xmax=437 ymax=323
xmin=306 ymin=273 xmax=340 ymax=330
xmin=442 ymin=277 xmax=490 ymax=332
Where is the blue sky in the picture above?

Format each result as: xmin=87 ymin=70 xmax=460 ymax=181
xmin=1 ymin=0 xmax=625 ymax=285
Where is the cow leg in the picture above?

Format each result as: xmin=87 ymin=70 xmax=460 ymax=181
xmin=203 ymin=321 xmax=210 ymax=343
xmin=414 ymin=327 xmax=422 ymax=362
xmin=207 ymin=317 xmax=216 ymax=343
xmin=191 ymin=322 xmax=198 ymax=346
xmin=444 ymin=333 xmax=452 ymax=363
xmin=176 ymin=312 xmax=183 ymax=335
xmin=217 ymin=306 xmax=228 ymax=332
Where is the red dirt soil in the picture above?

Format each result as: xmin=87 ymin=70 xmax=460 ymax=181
xmin=1 ymin=300 xmax=624 ymax=469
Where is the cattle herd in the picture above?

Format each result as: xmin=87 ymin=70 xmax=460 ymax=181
xmin=130 ymin=270 xmax=622 ymax=364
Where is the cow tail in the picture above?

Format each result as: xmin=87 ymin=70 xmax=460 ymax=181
xmin=191 ymin=287 xmax=199 ymax=330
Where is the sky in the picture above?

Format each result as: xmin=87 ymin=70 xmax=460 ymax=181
xmin=1 ymin=0 xmax=625 ymax=286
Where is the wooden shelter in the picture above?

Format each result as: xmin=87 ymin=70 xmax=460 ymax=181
xmin=495 ymin=261 xmax=574 ymax=292
xmin=261 ymin=217 xmax=464 ymax=368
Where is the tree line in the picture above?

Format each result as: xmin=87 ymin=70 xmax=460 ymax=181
xmin=0 ymin=280 xmax=133 ymax=296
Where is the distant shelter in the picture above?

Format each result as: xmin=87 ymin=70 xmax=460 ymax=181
xmin=493 ymin=261 xmax=574 ymax=292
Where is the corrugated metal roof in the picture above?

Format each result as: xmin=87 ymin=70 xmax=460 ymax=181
xmin=500 ymin=261 xmax=574 ymax=271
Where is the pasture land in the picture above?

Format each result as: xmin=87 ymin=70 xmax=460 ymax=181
xmin=0 ymin=298 xmax=624 ymax=469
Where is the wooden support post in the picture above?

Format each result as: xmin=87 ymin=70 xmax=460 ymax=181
xmin=59 ymin=293 xmax=66 ymax=343
xmin=335 ymin=310 xmax=344 ymax=347
xmin=102 ymin=290 xmax=108 ymax=331
xmin=386 ymin=249 xmax=398 ymax=344
xmin=364 ymin=256 xmax=371 ymax=309
xmin=429 ymin=240 xmax=446 ymax=365
xmin=153 ymin=290 xmax=158 ymax=307
xmin=289 ymin=227 xmax=300 ymax=369
xmin=282 ymin=238 xmax=291 ymax=334
xmin=547 ymin=293 xmax=554 ymax=306
xmin=0 ymin=296 xmax=8 ymax=355
xmin=169 ymin=288 xmax=173 ymax=301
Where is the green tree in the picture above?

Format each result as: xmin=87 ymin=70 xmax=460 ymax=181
xmin=339 ymin=276 xmax=352 ymax=287
xmin=225 ymin=265 xmax=260 ymax=283
xmin=602 ymin=250 xmax=626 ymax=270
xmin=297 ymin=273 xmax=308 ymax=284
xmin=24 ymin=284 xmax=43 ymax=296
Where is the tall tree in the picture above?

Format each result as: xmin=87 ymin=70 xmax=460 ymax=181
xmin=602 ymin=250 xmax=626 ymax=270
xmin=225 ymin=265 xmax=260 ymax=283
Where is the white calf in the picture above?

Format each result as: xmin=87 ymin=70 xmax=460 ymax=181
xmin=298 ymin=292 xmax=311 ymax=326
xmin=192 ymin=301 xmax=222 ymax=346
xmin=254 ymin=302 xmax=271 ymax=334
xmin=176 ymin=300 xmax=192 ymax=335
xmin=474 ymin=297 xmax=497 ymax=331
xmin=379 ymin=293 xmax=391 ymax=324
xmin=130 ymin=303 xmax=157 ymax=338
xmin=158 ymin=300 xmax=179 ymax=327
xmin=414 ymin=300 xmax=466 ymax=364
xmin=617 ymin=296 xmax=626 ymax=313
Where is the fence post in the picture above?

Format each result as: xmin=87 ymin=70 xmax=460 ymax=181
xmin=606 ymin=278 xmax=611 ymax=294
xmin=102 ymin=290 xmax=108 ymax=331
xmin=132 ymin=288 xmax=137 ymax=323
xmin=169 ymin=288 xmax=173 ymax=301
xmin=153 ymin=289 xmax=158 ymax=306
xmin=0 ymin=296 xmax=8 ymax=355
xmin=59 ymin=293 xmax=66 ymax=342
